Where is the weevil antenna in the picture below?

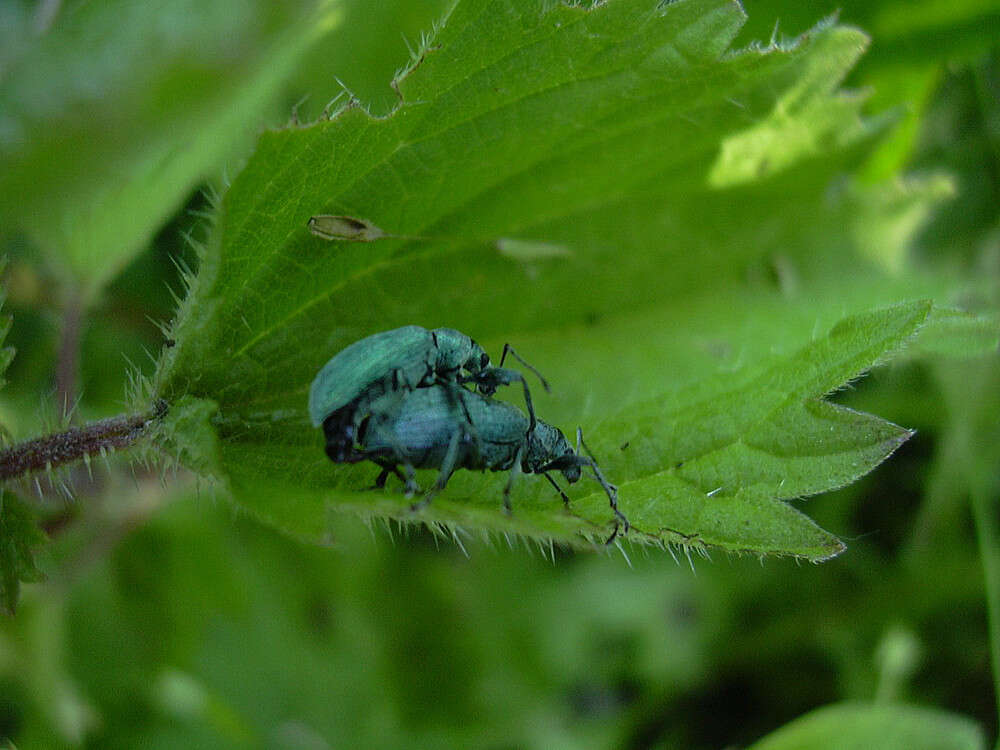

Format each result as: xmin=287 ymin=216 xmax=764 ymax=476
xmin=499 ymin=344 xmax=550 ymax=392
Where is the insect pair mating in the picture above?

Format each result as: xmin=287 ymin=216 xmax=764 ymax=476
xmin=308 ymin=326 xmax=629 ymax=540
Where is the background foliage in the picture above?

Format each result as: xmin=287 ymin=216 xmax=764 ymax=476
xmin=0 ymin=0 xmax=998 ymax=747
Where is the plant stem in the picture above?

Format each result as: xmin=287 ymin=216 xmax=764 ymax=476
xmin=0 ymin=401 xmax=166 ymax=481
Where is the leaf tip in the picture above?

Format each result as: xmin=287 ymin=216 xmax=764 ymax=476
xmin=814 ymin=537 xmax=847 ymax=562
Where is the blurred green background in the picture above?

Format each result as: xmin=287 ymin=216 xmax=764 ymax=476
xmin=1 ymin=0 xmax=998 ymax=747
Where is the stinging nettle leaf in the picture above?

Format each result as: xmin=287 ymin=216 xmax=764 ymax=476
xmin=0 ymin=268 xmax=44 ymax=614
xmin=155 ymin=0 xmax=878 ymax=412
xmin=748 ymin=701 xmax=986 ymax=750
xmin=577 ymin=301 xmax=931 ymax=560
xmin=0 ymin=491 xmax=46 ymax=616
xmin=0 ymin=266 xmax=46 ymax=614
xmin=149 ymin=0 xmax=949 ymax=557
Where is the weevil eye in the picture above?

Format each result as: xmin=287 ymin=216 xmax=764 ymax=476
xmin=563 ymin=465 xmax=582 ymax=483
xmin=479 ymin=353 xmax=490 ymax=370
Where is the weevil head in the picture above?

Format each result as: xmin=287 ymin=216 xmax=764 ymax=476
xmin=560 ymin=462 xmax=583 ymax=484
xmin=462 ymin=341 xmax=492 ymax=386
xmin=526 ymin=420 xmax=581 ymax=482
xmin=471 ymin=356 xmax=504 ymax=397
xmin=462 ymin=337 xmax=491 ymax=374
xmin=471 ymin=348 xmax=497 ymax=395
xmin=322 ymin=408 xmax=362 ymax=463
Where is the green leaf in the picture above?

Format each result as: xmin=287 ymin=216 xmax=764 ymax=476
xmin=748 ymin=702 xmax=985 ymax=750
xmin=733 ymin=0 xmax=1000 ymax=181
xmin=155 ymin=0 xmax=878 ymax=408
xmin=0 ymin=258 xmax=14 ymax=399
xmin=154 ymin=302 xmax=929 ymax=557
xmin=155 ymin=0 xmax=877 ymax=407
xmin=581 ymin=302 xmax=930 ymax=559
xmin=736 ymin=0 xmax=1000 ymax=72
xmin=0 ymin=265 xmax=45 ymax=615
xmin=152 ymin=395 xmax=225 ymax=482
xmin=708 ymin=21 xmax=873 ymax=188
xmin=150 ymin=0 xmax=959 ymax=556
xmin=287 ymin=0 xmax=453 ymax=118
xmin=0 ymin=0 xmax=338 ymax=299
xmin=0 ymin=490 xmax=46 ymax=615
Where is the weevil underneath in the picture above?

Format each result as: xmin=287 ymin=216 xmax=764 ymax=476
xmin=347 ymin=385 xmax=629 ymax=542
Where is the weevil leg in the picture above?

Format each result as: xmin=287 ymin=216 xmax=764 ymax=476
xmin=402 ymin=462 xmax=419 ymax=497
xmin=434 ymin=423 xmax=465 ymax=492
xmin=498 ymin=344 xmax=550 ymax=393
xmin=368 ymin=412 xmax=420 ymax=498
xmin=502 ymin=443 xmax=526 ymax=515
xmin=543 ymin=472 xmax=572 ymax=507
xmin=369 ymin=464 xmax=411 ymax=492
xmin=441 ymin=382 xmax=484 ymax=458
xmin=372 ymin=466 xmax=410 ymax=490
xmin=411 ymin=422 xmax=465 ymax=512
xmin=605 ymin=523 xmax=621 ymax=546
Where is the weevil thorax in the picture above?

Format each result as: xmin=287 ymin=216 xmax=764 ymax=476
xmin=525 ymin=421 xmax=581 ymax=482
xmin=432 ymin=328 xmax=491 ymax=377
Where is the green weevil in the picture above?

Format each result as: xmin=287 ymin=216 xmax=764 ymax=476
xmin=309 ymin=326 xmax=546 ymax=462
xmin=354 ymin=384 xmax=629 ymax=541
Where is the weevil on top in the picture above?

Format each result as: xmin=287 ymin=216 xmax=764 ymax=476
xmin=309 ymin=325 xmax=547 ymax=462
xmin=308 ymin=325 xmax=629 ymax=540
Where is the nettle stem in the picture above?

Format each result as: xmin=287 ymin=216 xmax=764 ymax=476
xmin=0 ymin=401 xmax=166 ymax=481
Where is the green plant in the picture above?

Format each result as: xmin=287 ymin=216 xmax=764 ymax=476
xmin=0 ymin=0 xmax=997 ymax=747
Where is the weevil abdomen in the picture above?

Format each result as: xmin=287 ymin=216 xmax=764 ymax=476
xmin=360 ymin=387 xmax=525 ymax=472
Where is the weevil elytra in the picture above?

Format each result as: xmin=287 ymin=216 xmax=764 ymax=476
xmin=351 ymin=384 xmax=629 ymax=541
xmin=309 ymin=326 xmax=547 ymax=462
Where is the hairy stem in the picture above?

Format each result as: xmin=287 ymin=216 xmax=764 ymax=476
xmin=0 ymin=401 xmax=166 ymax=481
